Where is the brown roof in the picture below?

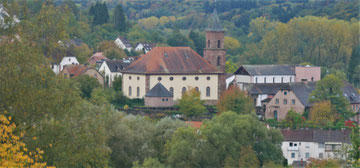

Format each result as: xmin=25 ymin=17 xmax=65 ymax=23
xmin=122 ymin=47 xmax=221 ymax=74
xmin=88 ymin=52 xmax=108 ymax=65
xmin=63 ymin=65 xmax=88 ymax=77
xmin=281 ymin=129 xmax=351 ymax=143
xmin=185 ymin=121 xmax=203 ymax=129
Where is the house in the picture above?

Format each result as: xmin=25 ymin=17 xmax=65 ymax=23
xmin=61 ymin=65 xmax=104 ymax=85
xmin=51 ymin=56 xmax=79 ymax=75
xmin=134 ymin=42 xmax=156 ymax=53
xmin=145 ymin=82 xmax=174 ymax=107
xmin=114 ymin=36 xmax=132 ymax=51
xmin=234 ymin=65 xmax=321 ymax=90
xmin=121 ymin=10 xmax=226 ymax=105
xmin=185 ymin=121 xmax=203 ymax=129
xmin=0 ymin=4 xmax=19 ymax=29
xmin=88 ymin=52 xmax=108 ymax=66
xmin=281 ymin=129 xmax=351 ymax=166
xmin=264 ymin=81 xmax=360 ymax=121
xmin=245 ymin=83 xmax=290 ymax=107
xmin=98 ymin=60 xmax=132 ymax=87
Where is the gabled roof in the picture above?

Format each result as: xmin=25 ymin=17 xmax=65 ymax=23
xmin=145 ymin=83 xmax=172 ymax=97
xmin=206 ymin=9 xmax=223 ymax=31
xmin=234 ymin=65 xmax=295 ymax=76
xmin=88 ymin=52 xmax=108 ymax=65
xmin=117 ymin=36 xmax=131 ymax=47
xmin=342 ymin=81 xmax=360 ymax=104
xmin=122 ymin=47 xmax=220 ymax=74
xmin=136 ymin=42 xmax=156 ymax=51
xmin=245 ymin=83 xmax=290 ymax=95
xmin=281 ymin=129 xmax=351 ymax=143
xmin=63 ymin=65 xmax=88 ymax=77
xmin=105 ymin=60 xmax=131 ymax=73
xmin=289 ymin=82 xmax=317 ymax=108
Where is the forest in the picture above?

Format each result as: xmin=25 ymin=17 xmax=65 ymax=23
xmin=0 ymin=0 xmax=359 ymax=167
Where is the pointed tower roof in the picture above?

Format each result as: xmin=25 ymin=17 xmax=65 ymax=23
xmin=206 ymin=9 xmax=224 ymax=31
xmin=145 ymin=82 xmax=173 ymax=97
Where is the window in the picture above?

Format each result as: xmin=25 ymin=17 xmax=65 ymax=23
xmin=292 ymin=99 xmax=295 ymax=105
xmin=129 ymin=86 xmax=132 ymax=96
xmin=195 ymin=77 xmax=199 ymax=80
xmin=291 ymin=153 xmax=295 ymax=158
xmin=182 ymin=77 xmax=186 ymax=81
xmin=195 ymin=87 xmax=199 ymax=92
xmin=217 ymin=57 xmax=220 ymax=66
xmin=264 ymin=77 xmax=266 ymax=83
xmin=284 ymin=91 xmax=287 ymax=95
xmin=217 ymin=40 xmax=221 ymax=48
xmin=129 ymin=76 xmax=132 ymax=80
xmin=274 ymin=110 xmax=278 ymax=120
xmin=284 ymin=99 xmax=288 ymax=104
xmin=182 ymin=87 xmax=186 ymax=93
xmin=137 ymin=77 xmax=140 ymax=80
xmin=206 ymin=87 xmax=210 ymax=97
xmin=162 ymin=98 xmax=165 ymax=102
xmin=207 ymin=76 xmax=211 ymax=80
xmin=137 ymin=87 xmax=140 ymax=97
xmin=281 ymin=77 xmax=284 ymax=83
xmin=305 ymin=153 xmax=310 ymax=159
xmin=275 ymin=99 xmax=279 ymax=104
xmin=301 ymin=79 xmax=307 ymax=82
xmin=311 ymin=77 xmax=314 ymax=81
xmin=169 ymin=87 xmax=174 ymax=95
xmin=208 ymin=40 xmax=210 ymax=48
xmin=289 ymin=142 xmax=293 ymax=147
xmin=306 ymin=146 xmax=310 ymax=149
xmin=273 ymin=77 xmax=275 ymax=83
xmin=158 ymin=77 xmax=162 ymax=81
xmin=255 ymin=77 xmax=258 ymax=83
xmin=318 ymin=143 xmax=325 ymax=148
xmin=319 ymin=153 xmax=324 ymax=158
xmin=166 ymin=98 xmax=168 ymax=101
xmin=290 ymin=77 xmax=292 ymax=82
xmin=170 ymin=77 xmax=174 ymax=81
xmin=294 ymin=143 xmax=297 ymax=147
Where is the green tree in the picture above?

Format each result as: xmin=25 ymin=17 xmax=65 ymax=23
xmin=90 ymin=2 xmax=109 ymax=26
xmin=189 ymin=30 xmax=205 ymax=55
xmin=284 ymin=109 xmax=305 ymax=129
xmin=167 ymin=30 xmax=192 ymax=47
xmin=73 ymin=75 xmax=101 ymax=99
xmin=238 ymin=146 xmax=260 ymax=168
xmin=178 ymin=88 xmax=207 ymax=116
xmin=225 ymin=60 xmax=237 ymax=73
xmin=113 ymin=4 xmax=127 ymax=32
xmin=132 ymin=158 xmax=165 ymax=168
xmin=309 ymin=74 xmax=352 ymax=119
xmin=113 ymin=76 xmax=122 ymax=92
xmin=309 ymin=101 xmax=337 ymax=126
xmin=349 ymin=125 xmax=360 ymax=167
xmin=216 ymin=86 xmax=254 ymax=115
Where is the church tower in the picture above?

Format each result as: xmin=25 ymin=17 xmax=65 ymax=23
xmin=203 ymin=9 xmax=226 ymax=73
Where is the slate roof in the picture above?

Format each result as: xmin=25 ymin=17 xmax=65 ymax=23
xmin=281 ymin=129 xmax=351 ymax=143
xmin=206 ymin=9 xmax=223 ymax=31
xmin=88 ymin=52 xmax=108 ymax=65
xmin=145 ymin=83 xmax=172 ymax=97
xmin=289 ymin=82 xmax=317 ymax=108
xmin=342 ymin=81 xmax=360 ymax=104
xmin=136 ymin=42 xmax=156 ymax=51
xmin=234 ymin=65 xmax=295 ymax=76
xmin=122 ymin=47 xmax=221 ymax=74
xmin=245 ymin=83 xmax=290 ymax=95
xmin=118 ymin=36 xmax=132 ymax=47
xmin=105 ymin=60 xmax=131 ymax=72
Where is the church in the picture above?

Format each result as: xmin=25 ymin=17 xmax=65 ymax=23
xmin=121 ymin=10 xmax=226 ymax=105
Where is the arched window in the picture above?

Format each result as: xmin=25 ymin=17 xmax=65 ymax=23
xmin=264 ymin=77 xmax=267 ymax=83
xmin=208 ymin=40 xmax=210 ymax=48
xmin=129 ymin=86 xmax=132 ymax=96
xmin=137 ymin=87 xmax=140 ymax=97
xmin=206 ymin=87 xmax=210 ymax=97
xmin=217 ymin=56 xmax=221 ymax=66
xmin=217 ymin=40 xmax=221 ymax=48
xmin=195 ymin=87 xmax=199 ymax=92
xmin=273 ymin=77 xmax=275 ymax=83
xmin=169 ymin=87 xmax=174 ymax=95
xmin=182 ymin=87 xmax=186 ymax=93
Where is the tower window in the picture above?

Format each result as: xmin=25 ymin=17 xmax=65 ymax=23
xmin=206 ymin=87 xmax=210 ymax=97
xmin=169 ymin=87 xmax=174 ymax=95
xmin=208 ymin=40 xmax=210 ymax=48
xmin=217 ymin=40 xmax=221 ymax=48
xmin=137 ymin=87 xmax=140 ymax=97
xmin=217 ymin=56 xmax=220 ymax=66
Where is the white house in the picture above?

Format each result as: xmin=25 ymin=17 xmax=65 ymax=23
xmin=281 ymin=129 xmax=351 ymax=166
xmin=114 ymin=36 xmax=132 ymax=52
xmin=134 ymin=42 xmax=156 ymax=53
xmin=98 ymin=60 xmax=132 ymax=87
xmin=51 ymin=56 xmax=79 ymax=74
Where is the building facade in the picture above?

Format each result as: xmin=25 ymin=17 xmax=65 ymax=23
xmin=99 ymin=60 xmax=132 ymax=87
xmin=114 ymin=36 xmax=132 ymax=51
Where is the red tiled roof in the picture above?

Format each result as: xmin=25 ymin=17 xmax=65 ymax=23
xmin=185 ymin=121 xmax=203 ymax=129
xmin=63 ymin=65 xmax=88 ymax=77
xmin=122 ymin=47 xmax=220 ymax=74
xmin=88 ymin=52 xmax=108 ymax=65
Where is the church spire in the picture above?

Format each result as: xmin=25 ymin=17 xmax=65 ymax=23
xmin=206 ymin=9 xmax=223 ymax=31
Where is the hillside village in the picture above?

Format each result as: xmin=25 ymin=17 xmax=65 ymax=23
xmin=0 ymin=0 xmax=359 ymax=167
